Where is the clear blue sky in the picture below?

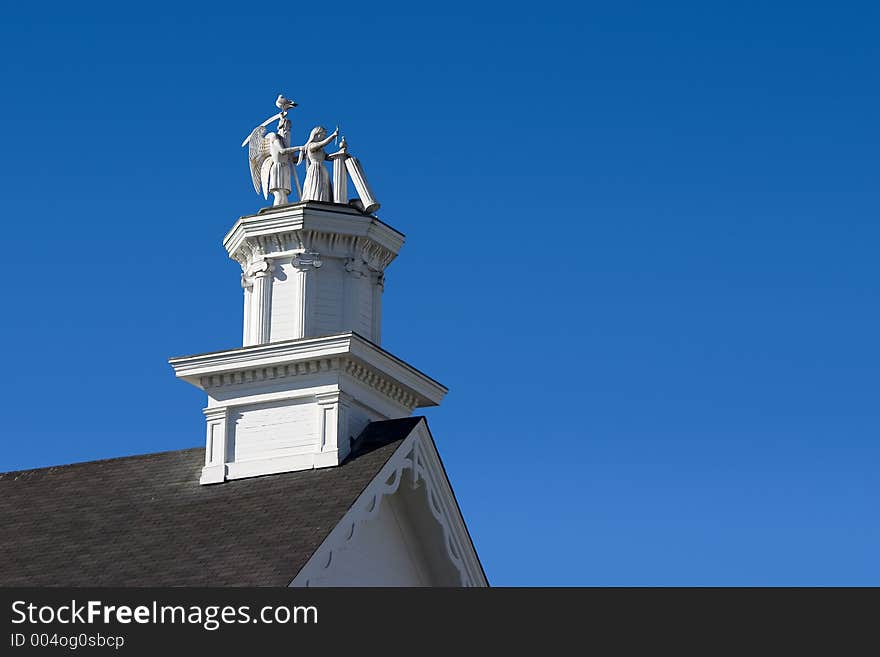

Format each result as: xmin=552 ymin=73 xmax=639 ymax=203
xmin=1 ymin=1 xmax=878 ymax=585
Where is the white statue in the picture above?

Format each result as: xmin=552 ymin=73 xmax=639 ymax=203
xmin=242 ymin=95 xmax=301 ymax=206
xmin=298 ymin=126 xmax=339 ymax=203
xmin=241 ymin=96 xmax=381 ymax=213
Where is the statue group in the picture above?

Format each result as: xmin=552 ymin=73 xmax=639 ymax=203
xmin=243 ymin=95 xmax=379 ymax=213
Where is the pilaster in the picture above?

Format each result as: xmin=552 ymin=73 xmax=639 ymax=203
xmin=241 ymin=273 xmax=253 ymax=345
xmin=315 ymin=391 xmax=352 ymax=467
xmin=290 ymin=250 xmax=322 ymax=339
xmin=372 ymin=271 xmax=384 ymax=343
xmin=201 ymin=407 xmax=229 ymax=484
xmin=248 ymin=259 xmax=273 ymax=345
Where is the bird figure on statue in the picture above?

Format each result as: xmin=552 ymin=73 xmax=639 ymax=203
xmin=275 ymin=94 xmax=297 ymax=113
xmin=242 ymin=94 xmax=302 ymax=206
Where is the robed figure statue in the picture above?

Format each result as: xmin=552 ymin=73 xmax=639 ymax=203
xmin=298 ymin=126 xmax=339 ymax=203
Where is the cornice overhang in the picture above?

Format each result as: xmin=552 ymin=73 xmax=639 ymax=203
xmin=168 ymin=332 xmax=447 ymax=408
xmin=224 ymin=201 xmax=405 ymax=268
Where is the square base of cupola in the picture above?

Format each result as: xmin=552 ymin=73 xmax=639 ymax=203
xmin=169 ymin=333 xmax=447 ymax=484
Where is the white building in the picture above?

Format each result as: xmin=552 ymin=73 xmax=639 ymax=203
xmin=0 ymin=198 xmax=487 ymax=587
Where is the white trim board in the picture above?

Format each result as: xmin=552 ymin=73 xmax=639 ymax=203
xmin=290 ymin=419 xmax=488 ymax=587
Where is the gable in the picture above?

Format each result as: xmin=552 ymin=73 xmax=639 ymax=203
xmin=298 ymin=484 xmax=436 ymax=586
xmin=291 ymin=419 xmax=488 ymax=587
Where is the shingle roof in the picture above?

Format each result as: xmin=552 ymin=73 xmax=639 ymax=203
xmin=0 ymin=417 xmax=423 ymax=586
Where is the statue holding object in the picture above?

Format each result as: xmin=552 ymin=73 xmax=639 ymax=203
xmin=298 ymin=126 xmax=339 ymax=203
xmin=242 ymin=95 xmax=380 ymax=213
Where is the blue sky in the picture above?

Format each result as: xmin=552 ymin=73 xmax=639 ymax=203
xmin=1 ymin=1 xmax=878 ymax=585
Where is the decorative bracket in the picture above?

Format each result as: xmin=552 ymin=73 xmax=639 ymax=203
xmin=291 ymin=422 xmax=485 ymax=587
xmin=344 ymin=257 xmax=370 ymax=278
xmin=292 ymin=250 xmax=323 ymax=270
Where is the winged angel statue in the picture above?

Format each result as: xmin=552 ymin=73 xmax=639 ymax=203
xmin=242 ymin=95 xmax=301 ymax=206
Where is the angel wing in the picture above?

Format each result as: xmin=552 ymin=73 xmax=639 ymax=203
xmin=243 ymin=125 xmax=271 ymax=195
xmin=260 ymin=158 xmax=272 ymax=200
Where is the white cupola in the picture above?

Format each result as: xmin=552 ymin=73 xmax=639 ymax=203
xmin=231 ymin=202 xmax=399 ymax=346
xmin=170 ymin=201 xmax=446 ymax=484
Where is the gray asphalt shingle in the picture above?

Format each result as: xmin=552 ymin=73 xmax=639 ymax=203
xmin=0 ymin=417 xmax=422 ymax=586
